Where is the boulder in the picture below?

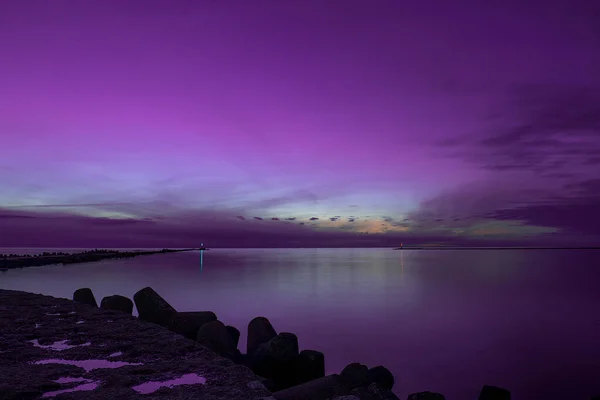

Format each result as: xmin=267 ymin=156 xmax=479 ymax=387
xmin=168 ymin=311 xmax=217 ymax=340
xmin=100 ymin=295 xmax=133 ymax=314
xmin=340 ymin=363 xmax=370 ymax=389
xmin=295 ymin=349 xmax=325 ymax=384
xmin=73 ymin=288 xmax=97 ymax=307
xmin=478 ymin=385 xmax=511 ymax=400
xmin=407 ymin=392 xmax=446 ymax=400
xmin=273 ymin=374 xmax=351 ymax=400
xmin=247 ymin=316 xmax=277 ymax=355
xmin=351 ymin=383 xmax=400 ymax=400
xmin=253 ymin=333 xmax=300 ymax=390
xmin=196 ymin=320 xmax=238 ymax=359
xmin=368 ymin=366 xmax=394 ymax=390
xmin=226 ymin=325 xmax=241 ymax=348
xmin=133 ymin=286 xmax=177 ymax=327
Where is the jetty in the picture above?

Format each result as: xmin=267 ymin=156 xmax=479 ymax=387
xmin=0 ymin=248 xmax=199 ymax=270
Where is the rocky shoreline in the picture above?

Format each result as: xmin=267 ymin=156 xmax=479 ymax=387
xmin=0 ymin=248 xmax=198 ymax=270
xmin=0 ymin=288 xmax=518 ymax=399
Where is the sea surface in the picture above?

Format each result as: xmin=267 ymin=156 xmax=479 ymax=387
xmin=1 ymin=247 xmax=599 ymax=399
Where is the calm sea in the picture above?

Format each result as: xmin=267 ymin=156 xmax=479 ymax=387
xmin=1 ymin=248 xmax=599 ymax=400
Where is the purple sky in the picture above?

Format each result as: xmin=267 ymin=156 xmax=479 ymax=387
xmin=1 ymin=0 xmax=599 ymax=247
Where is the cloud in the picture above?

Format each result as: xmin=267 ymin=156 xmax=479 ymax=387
xmin=284 ymin=217 xmax=296 ymax=221
xmin=253 ymin=217 xmax=263 ymax=220
xmin=348 ymin=218 xmax=355 ymax=222
xmin=309 ymin=217 xmax=319 ymax=221
xmin=271 ymin=217 xmax=280 ymax=220
xmin=236 ymin=216 xmax=246 ymax=220
xmin=329 ymin=217 xmax=338 ymax=221
xmin=437 ymin=84 xmax=600 ymax=180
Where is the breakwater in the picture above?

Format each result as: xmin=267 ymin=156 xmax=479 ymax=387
xmin=0 ymin=248 xmax=198 ymax=270
xmin=0 ymin=286 xmax=527 ymax=399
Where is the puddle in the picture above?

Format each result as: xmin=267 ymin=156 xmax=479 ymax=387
xmin=132 ymin=373 xmax=207 ymax=394
xmin=42 ymin=381 xmax=99 ymax=398
xmin=34 ymin=358 xmax=142 ymax=372
xmin=30 ymin=339 xmax=91 ymax=351
xmin=54 ymin=377 xmax=91 ymax=384
xmin=108 ymin=352 xmax=122 ymax=358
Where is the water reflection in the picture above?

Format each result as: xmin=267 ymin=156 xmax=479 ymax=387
xmin=199 ymin=250 xmax=203 ymax=273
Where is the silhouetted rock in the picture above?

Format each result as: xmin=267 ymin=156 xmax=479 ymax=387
xmin=100 ymin=295 xmax=133 ymax=314
xmin=407 ymin=392 xmax=446 ymax=400
xmin=247 ymin=316 xmax=277 ymax=355
xmin=273 ymin=374 xmax=351 ymax=400
xmin=168 ymin=311 xmax=217 ymax=340
xmin=226 ymin=325 xmax=240 ymax=348
xmin=351 ymin=383 xmax=400 ymax=399
xmin=253 ymin=332 xmax=299 ymax=390
xmin=72 ymin=288 xmax=97 ymax=307
xmin=340 ymin=363 xmax=370 ymax=389
xmin=368 ymin=365 xmax=394 ymax=390
xmin=295 ymin=349 xmax=325 ymax=384
xmin=478 ymin=385 xmax=511 ymax=400
xmin=133 ymin=286 xmax=176 ymax=327
xmin=196 ymin=320 xmax=238 ymax=359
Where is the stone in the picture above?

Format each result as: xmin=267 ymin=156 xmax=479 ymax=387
xmin=226 ymin=325 xmax=241 ymax=348
xmin=273 ymin=374 xmax=351 ymax=400
xmin=197 ymin=320 xmax=238 ymax=359
xmin=365 ymin=383 xmax=400 ymax=399
xmin=72 ymin=288 xmax=97 ymax=307
xmin=340 ymin=362 xmax=370 ymax=389
xmin=168 ymin=311 xmax=217 ymax=340
xmin=248 ymin=316 xmax=277 ymax=355
xmin=133 ymin=286 xmax=177 ymax=327
xmin=407 ymin=392 xmax=446 ymax=400
xmin=295 ymin=349 xmax=325 ymax=384
xmin=478 ymin=385 xmax=511 ymax=400
xmin=100 ymin=295 xmax=133 ymax=314
xmin=252 ymin=333 xmax=300 ymax=390
xmin=368 ymin=365 xmax=395 ymax=390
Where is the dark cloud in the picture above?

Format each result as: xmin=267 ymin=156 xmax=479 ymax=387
xmin=437 ymin=85 xmax=600 ymax=178
xmin=236 ymin=216 xmax=246 ymax=220
xmin=299 ymin=222 xmax=305 ymax=225
xmin=271 ymin=217 xmax=280 ymax=220
xmin=348 ymin=218 xmax=355 ymax=222
xmin=309 ymin=217 xmax=319 ymax=221
xmin=253 ymin=217 xmax=263 ymax=220
xmin=329 ymin=217 xmax=338 ymax=221
xmin=284 ymin=217 xmax=296 ymax=221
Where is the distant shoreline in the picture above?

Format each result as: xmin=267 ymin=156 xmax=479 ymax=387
xmin=0 ymin=248 xmax=200 ymax=270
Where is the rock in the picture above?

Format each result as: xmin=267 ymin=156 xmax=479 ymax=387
xmin=273 ymin=374 xmax=351 ymax=400
xmin=263 ymin=332 xmax=299 ymax=360
xmin=368 ymin=365 xmax=394 ymax=390
xmin=340 ymin=362 xmax=370 ymax=389
xmin=133 ymin=286 xmax=177 ymax=327
xmin=333 ymin=396 xmax=361 ymax=400
xmin=73 ymin=288 xmax=97 ymax=307
xmin=100 ymin=295 xmax=133 ymax=314
xmin=226 ymin=325 xmax=240 ymax=348
xmin=252 ymin=333 xmax=300 ymax=390
xmin=248 ymin=316 xmax=277 ymax=355
xmin=295 ymin=349 xmax=325 ymax=384
xmin=478 ymin=385 xmax=511 ymax=400
xmin=407 ymin=392 xmax=446 ymax=400
xmin=196 ymin=320 xmax=238 ymax=359
xmin=168 ymin=311 xmax=217 ymax=340
xmin=365 ymin=383 xmax=400 ymax=399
